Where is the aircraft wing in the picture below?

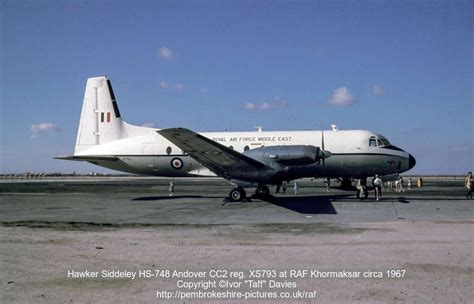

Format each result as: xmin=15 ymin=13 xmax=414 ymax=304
xmin=158 ymin=128 xmax=270 ymax=179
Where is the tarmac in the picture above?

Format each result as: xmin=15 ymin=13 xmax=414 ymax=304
xmin=1 ymin=177 xmax=473 ymax=303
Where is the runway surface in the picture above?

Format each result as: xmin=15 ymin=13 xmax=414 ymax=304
xmin=1 ymin=177 xmax=473 ymax=303
xmin=0 ymin=177 xmax=471 ymax=225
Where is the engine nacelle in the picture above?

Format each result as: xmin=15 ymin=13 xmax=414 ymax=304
xmin=244 ymin=145 xmax=325 ymax=166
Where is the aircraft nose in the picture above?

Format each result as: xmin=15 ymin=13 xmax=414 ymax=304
xmin=408 ymin=154 xmax=416 ymax=170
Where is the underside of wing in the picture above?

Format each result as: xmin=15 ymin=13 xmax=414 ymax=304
xmin=158 ymin=128 xmax=271 ymax=180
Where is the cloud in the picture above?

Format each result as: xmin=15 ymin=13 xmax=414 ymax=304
xmin=157 ymin=47 xmax=174 ymax=61
xmin=328 ymin=87 xmax=355 ymax=106
xmin=141 ymin=122 xmax=156 ymax=128
xmin=31 ymin=123 xmax=60 ymax=138
xmin=259 ymin=102 xmax=271 ymax=111
xmin=243 ymin=102 xmax=257 ymax=111
xmin=243 ymin=101 xmax=273 ymax=112
xmin=273 ymin=96 xmax=288 ymax=108
xmin=160 ymin=81 xmax=184 ymax=91
xmin=372 ymin=84 xmax=384 ymax=96
xmin=243 ymin=97 xmax=289 ymax=112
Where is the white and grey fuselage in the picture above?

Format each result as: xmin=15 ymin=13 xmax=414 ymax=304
xmin=76 ymin=128 xmax=414 ymax=181
xmin=59 ymin=76 xmax=416 ymax=186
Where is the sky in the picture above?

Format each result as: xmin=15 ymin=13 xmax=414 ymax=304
xmin=1 ymin=0 xmax=472 ymax=175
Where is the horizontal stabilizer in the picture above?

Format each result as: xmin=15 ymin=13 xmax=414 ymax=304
xmin=55 ymin=155 xmax=119 ymax=162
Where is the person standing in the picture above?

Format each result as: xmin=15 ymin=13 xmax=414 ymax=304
xmin=387 ymin=181 xmax=393 ymax=192
xmin=373 ymin=175 xmax=383 ymax=201
xmin=356 ymin=178 xmax=367 ymax=199
xmin=282 ymin=181 xmax=287 ymax=194
xmin=465 ymin=172 xmax=473 ymax=200
xmin=169 ymin=181 xmax=175 ymax=196
xmin=398 ymin=176 xmax=405 ymax=193
xmin=293 ymin=181 xmax=298 ymax=195
xmin=408 ymin=177 xmax=412 ymax=190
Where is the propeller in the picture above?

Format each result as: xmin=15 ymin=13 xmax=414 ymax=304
xmin=318 ymin=127 xmax=332 ymax=172
xmin=322 ymin=128 xmax=325 ymax=171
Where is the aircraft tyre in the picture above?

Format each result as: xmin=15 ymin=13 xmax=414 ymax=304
xmin=229 ymin=187 xmax=246 ymax=202
xmin=255 ymin=185 xmax=270 ymax=197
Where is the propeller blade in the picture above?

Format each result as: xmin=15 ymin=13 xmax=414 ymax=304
xmin=319 ymin=128 xmax=332 ymax=169
xmin=322 ymin=129 xmax=325 ymax=150
xmin=321 ymin=129 xmax=325 ymax=171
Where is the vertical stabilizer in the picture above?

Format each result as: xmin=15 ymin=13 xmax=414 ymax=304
xmin=74 ymin=76 xmax=124 ymax=154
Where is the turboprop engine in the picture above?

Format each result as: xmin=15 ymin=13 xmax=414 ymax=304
xmin=243 ymin=145 xmax=331 ymax=166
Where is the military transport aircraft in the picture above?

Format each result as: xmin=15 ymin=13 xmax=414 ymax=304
xmin=57 ymin=76 xmax=416 ymax=202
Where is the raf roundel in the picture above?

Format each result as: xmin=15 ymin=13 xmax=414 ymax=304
xmin=170 ymin=157 xmax=184 ymax=169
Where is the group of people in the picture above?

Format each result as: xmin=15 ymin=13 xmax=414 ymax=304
xmin=386 ymin=177 xmax=409 ymax=192
xmin=369 ymin=172 xmax=473 ymax=201
xmin=362 ymin=175 xmax=408 ymax=201
xmin=275 ymin=181 xmax=299 ymax=195
xmin=166 ymin=171 xmax=473 ymax=200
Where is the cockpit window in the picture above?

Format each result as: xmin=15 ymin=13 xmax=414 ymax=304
xmin=369 ymin=136 xmax=391 ymax=147
xmin=380 ymin=138 xmax=390 ymax=146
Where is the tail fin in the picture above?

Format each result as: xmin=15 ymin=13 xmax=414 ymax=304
xmin=74 ymin=76 xmax=124 ymax=154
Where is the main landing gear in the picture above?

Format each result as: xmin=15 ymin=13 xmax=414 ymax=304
xmin=229 ymin=187 xmax=246 ymax=202
xmin=255 ymin=185 xmax=270 ymax=198
xmin=223 ymin=184 xmax=270 ymax=205
xmin=223 ymin=187 xmax=248 ymax=205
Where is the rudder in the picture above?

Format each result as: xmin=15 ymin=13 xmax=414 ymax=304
xmin=74 ymin=76 xmax=124 ymax=154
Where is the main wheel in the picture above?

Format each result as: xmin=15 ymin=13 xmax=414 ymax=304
xmin=229 ymin=187 xmax=246 ymax=202
xmin=255 ymin=185 xmax=270 ymax=197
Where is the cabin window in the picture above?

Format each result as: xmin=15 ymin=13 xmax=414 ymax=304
xmin=229 ymin=146 xmax=234 ymax=150
xmin=166 ymin=146 xmax=172 ymax=155
xmin=244 ymin=145 xmax=250 ymax=151
xmin=369 ymin=138 xmax=377 ymax=147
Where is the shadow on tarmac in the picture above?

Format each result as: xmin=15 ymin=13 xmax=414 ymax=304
xmin=261 ymin=194 xmax=352 ymax=214
xmin=397 ymin=197 xmax=410 ymax=204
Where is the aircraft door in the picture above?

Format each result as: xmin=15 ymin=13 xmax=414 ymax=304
xmin=143 ymin=143 xmax=158 ymax=173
